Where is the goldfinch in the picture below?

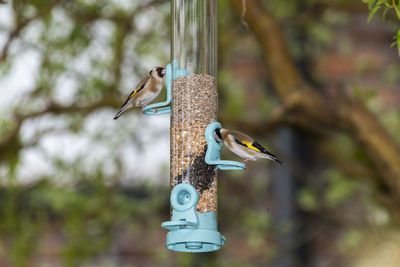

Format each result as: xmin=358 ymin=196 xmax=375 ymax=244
xmin=113 ymin=67 xmax=166 ymax=120
xmin=214 ymin=128 xmax=283 ymax=164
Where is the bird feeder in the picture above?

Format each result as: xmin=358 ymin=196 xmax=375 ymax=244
xmin=160 ymin=0 xmax=244 ymax=252
xmin=161 ymin=0 xmax=222 ymax=252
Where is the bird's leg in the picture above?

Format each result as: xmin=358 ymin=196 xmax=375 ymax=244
xmin=154 ymin=108 xmax=159 ymax=113
xmin=241 ymin=159 xmax=250 ymax=163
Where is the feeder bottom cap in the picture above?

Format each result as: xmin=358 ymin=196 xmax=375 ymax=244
xmin=166 ymin=242 xmax=222 ymax=253
xmin=185 ymin=242 xmax=203 ymax=249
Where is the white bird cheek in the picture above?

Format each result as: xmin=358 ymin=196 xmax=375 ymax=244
xmin=152 ymin=74 xmax=162 ymax=82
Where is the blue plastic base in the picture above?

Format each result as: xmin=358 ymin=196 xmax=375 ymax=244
xmin=164 ymin=212 xmax=226 ymax=253
xmin=162 ymin=183 xmax=225 ymax=253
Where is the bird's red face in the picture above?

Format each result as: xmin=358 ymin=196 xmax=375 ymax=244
xmin=155 ymin=67 xmax=165 ymax=78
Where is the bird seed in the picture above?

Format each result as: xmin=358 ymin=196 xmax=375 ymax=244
xmin=171 ymin=74 xmax=218 ymax=213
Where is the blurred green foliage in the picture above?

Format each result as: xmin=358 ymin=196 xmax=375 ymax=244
xmin=363 ymin=0 xmax=400 ymax=55
xmin=0 ymin=179 xmax=169 ymax=266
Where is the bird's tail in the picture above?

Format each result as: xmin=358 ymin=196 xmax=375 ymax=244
xmin=261 ymin=152 xmax=284 ymax=164
xmin=113 ymin=105 xmax=128 ymax=120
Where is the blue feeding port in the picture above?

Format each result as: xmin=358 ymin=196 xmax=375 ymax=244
xmin=205 ymin=121 xmax=246 ymax=170
xmin=161 ymin=183 xmax=226 ymax=252
xmin=142 ymin=60 xmax=189 ymax=115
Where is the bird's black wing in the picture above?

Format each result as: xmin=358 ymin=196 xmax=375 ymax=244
xmin=252 ymin=141 xmax=283 ymax=164
xmin=234 ymin=138 xmax=248 ymax=148
xmin=252 ymin=141 xmax=279 ymax=158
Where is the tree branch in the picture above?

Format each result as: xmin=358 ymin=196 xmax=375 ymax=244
xmin=0 ymin=96 xmax=121 ymax=163
xmin=0 ymin=0 xmax=169 ymax=163
xmin=230 ymin=0 xmax=400 ymax=200
xmin=0 ymin=0 xmax=63 ymax=62
xmin=219 ymin=106 xmax=288 ymax=136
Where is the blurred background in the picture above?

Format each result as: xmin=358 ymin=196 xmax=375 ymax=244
xmin=1 ymin=0 xmax=400 ymax=266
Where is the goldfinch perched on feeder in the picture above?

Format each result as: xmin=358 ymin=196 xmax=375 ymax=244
xmin=113 ymin=67 xmax=166 ymax=120
xmin=214 ymin=128 xmax=283 ymax=164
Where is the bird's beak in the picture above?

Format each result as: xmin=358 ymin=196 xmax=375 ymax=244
xmin=161 ymin=69 xmax=166 ymax=75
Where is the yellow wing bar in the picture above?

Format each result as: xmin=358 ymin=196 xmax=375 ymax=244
xmin=129 ymin=90 xmax=137 ymax=99
xmin=242 ymin=141 xmax=261 ymax=152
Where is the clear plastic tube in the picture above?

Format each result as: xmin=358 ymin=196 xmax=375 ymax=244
xmin=170 ymin=0 xmax=218 ymax=213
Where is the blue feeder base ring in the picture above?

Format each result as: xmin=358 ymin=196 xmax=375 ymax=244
xmin=166 ymin=228 xmax=226 ymax=253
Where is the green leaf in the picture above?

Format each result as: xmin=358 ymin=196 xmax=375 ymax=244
xmin=382 ymin=6 xmax=390 ymax=19
xmin=367 ymin=6 xmax=380 ymax=22
xmin=397 ymin=29 xmax=400 ymax=57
